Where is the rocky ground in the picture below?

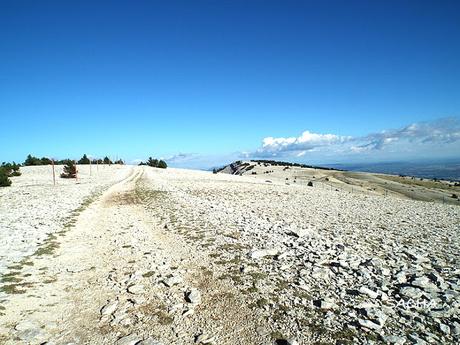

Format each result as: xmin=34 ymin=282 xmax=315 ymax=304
xmin=0 ymin=165 xmax=131 ymax=277
xmin=0 ymin=165 xmax=459 ymax=344
xmin=221 ymin=160 xmax=460 ymax=205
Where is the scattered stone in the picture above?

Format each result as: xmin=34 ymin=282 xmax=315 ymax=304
xmin=313 ymin=298 xmax=337 ymax=310
xmin=162 ymin=275 xmax=183 ymax=287
xmin=439 ymin=323 xmax=450 ymax=335
xmin=115 ymin=333 xmax=142 ymax=345
xmin=407 ymin=334 xmax=428 ymax=344
xmin=14 ymin=320 xmax=44 ymax=342
xmin=358 ymin=318 xmax=383 ymax=330
xmin=452 ymin=322 xmax=460 ymax=335
xmin=412 ymin=276 xmax=438 ymax=291
xmin=195 ymin=333 xmax=216 ymax=344
xmin=359 ymin=286 xmax=379 ymax=299
xmin=183 ymin=309 xmax=194 ymax=317
xmin=382 ymin=335 xmax=406 ymax=344
xmin=249 ymin=249 xmax=279 ymax=259
xmin=100 ymin=300 xmax=118 ymax=316
xmin=287 ymin=227 xmax=314 ymax=238
xmin=399 ymin=286 xmax=423 ymax=299
xmin=185 ymin=288 xmax=202 ymax=304
xmin=137 ymin=337 xmax=164 ymax=345
xmin=127 ymin=284 xmax=145 ymax=294
xmin=275 ymin=339 xmax=299 ymax=345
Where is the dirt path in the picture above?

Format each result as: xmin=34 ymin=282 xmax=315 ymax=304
xmin=0 ymin=167 xmax=268 ymax=345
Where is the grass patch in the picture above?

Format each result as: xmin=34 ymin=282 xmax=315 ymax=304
xmin=43 ymin=277 xmax=57 ymax=284
xmin=0 ymin=283 xmax=29 ymax=294
xmin=256 ymin=298 xmax=268 ymax=308
xmin=154 ymin=310 xmax=174 ymax=325
xmin=270 ymin=331 xmax=285 ymax=340
xmin=0 ymin=274 xmax=22 ymax=283
xmin=33 ymin=241 xmax=60 ymax=256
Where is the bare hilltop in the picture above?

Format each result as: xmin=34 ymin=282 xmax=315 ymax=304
xmin=0 ymin=163 xmax=459 ymax=344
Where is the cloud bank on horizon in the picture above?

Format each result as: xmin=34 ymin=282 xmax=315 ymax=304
xmin=165 ymin=117 xmax=460 ymax=169
xmin=251 ymin=117 xmax=460 ymax=160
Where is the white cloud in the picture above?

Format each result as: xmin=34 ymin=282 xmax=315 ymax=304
xmin=252 ymin=117 xmax=460 ymax=158
xmin=358 ymin=118 xmax=460 ymax=150
xmin=257 ymin=130 xmax=351 ymax=157
xmin=151 ymin=118 xmax=460 ymax=170
xmin=164 ymin=153 xmax=200 ymax=163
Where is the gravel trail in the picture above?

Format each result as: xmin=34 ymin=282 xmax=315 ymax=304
xmin=0 ymin=165 xmax=459 ymax=344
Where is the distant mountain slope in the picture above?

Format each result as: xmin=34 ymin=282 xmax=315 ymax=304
xmin=216 ymin=159 xmax=460 ymax=205
xmin=217 ymin=160 xmax=337 ymax=176
xmin=326 ymin=160 xmax=460 ymax=181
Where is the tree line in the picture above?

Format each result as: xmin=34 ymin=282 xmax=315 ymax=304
xmin=23 ymin=154 xmax=124 ymax=166
xmin=138 ymin=157 xmax=167 ymax=169
xmin=1 ymin=154 xmax=167 ymax=186
xmin=0 ymin=154 xmax=126 ymax=186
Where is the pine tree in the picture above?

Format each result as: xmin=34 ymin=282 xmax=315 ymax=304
xmin=103 ymin=156 xmax=112 ymax=165
xmin=60 ymin=160 xmax=77 ymax=178
xmin=78 ymin=154 xmax=91 ymax=164
xmin=24 ymin=154 xmax=41 ymax=166
xmin=40 ymin=157 xmax=52 ymax=165
xmin=0 ymin=168 xmax=12 ymax=187
xmin=147 ymin=157 xmax=158 ymax=167
xmin=158 ymin=160 xmax=167 ymax=169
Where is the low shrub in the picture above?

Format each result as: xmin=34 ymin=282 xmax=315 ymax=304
xmin=0 ymin=169 xmax=12 ymax=187
xmin=60 ymin=160 xmax=77 ymax=178
xmin=1 ymin=162 xmax=21 ymax=177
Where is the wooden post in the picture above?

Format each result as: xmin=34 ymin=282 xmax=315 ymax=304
xmin=75 ymin=160 xmax=78 ymax=183
xmin=89 ymin=159 xmax=92 ymax=177
xmin=52 ymin=159 xmax=56 ymax=186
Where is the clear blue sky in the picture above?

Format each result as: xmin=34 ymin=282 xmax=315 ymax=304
xmin=1 ymin=0 xmax=459 ymax=167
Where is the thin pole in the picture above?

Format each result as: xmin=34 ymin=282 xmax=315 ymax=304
xmin=52 ymin=159 xmax=56 ymax=186
xmin=89 ymin=159 xmax=92 ymax=177
xmin=75 ymin=160 xmax=78 ymax=183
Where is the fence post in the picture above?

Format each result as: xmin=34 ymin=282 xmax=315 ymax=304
xmin=52 ymin=159 xmax=56 ymax=186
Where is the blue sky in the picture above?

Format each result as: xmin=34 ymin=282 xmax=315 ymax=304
xmin=1 ymin=0 xmax=459 ymax=168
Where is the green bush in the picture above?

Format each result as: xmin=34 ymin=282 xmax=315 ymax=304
xmin=60 ymin=160 xmax=77 ymax=178
xmin=157 ymin=160 xmax=167 ymax=169
xmin=0 ymin=168 xmax=12 ymax=187
xmin=1 ymin=162 xmax=21 ymax=177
